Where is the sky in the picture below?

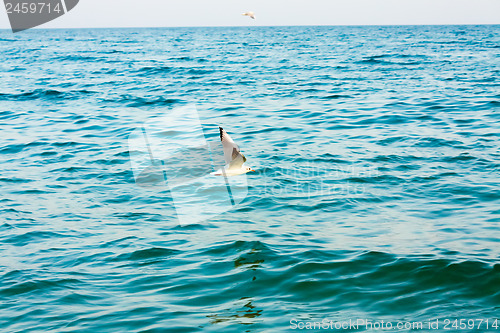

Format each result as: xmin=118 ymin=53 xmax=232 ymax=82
xmin=1 ymin=0 xmax=500 ymax=30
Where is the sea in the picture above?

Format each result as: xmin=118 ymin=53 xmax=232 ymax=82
xmin=0 ymin=25 xmax=499 ymax=332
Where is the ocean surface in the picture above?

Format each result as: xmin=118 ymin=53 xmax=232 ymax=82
xmin=0 ymin=25 xmax=499 ymax=332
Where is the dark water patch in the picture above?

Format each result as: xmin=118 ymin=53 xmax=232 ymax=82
xmin=200 ymin=240 xmax=273 ymax=257
xmin=355 ymin=114 xmax=410 ymax=125
xmin=135 ymin=66 xmax=173 ymax=75
xmin=0 ymin=177 xmax=33 ymax=183
xmin=409 ymin=171 xmax=459 ymax=182
xmin=103 ymin=193 xmax=135 ymax=204
xmin=170 ymin=223 xmax=212 ymax=231
xmin=135 ymin=65 xmax=216 ymax=77
xmin=424 ymin=103 xmax=460 ymax=112
xmin=53 ymin=54 xmax=107 ymax=62
xmin=50 ymin=166 xmax=92 ymax=173
xmin=344 ymin=174 xmax=403 ymax=184
xmin=414 ymin=137 xmax=465 ymax=148
xmin=0 ymin=89 xmax=65 ymax=101
xmin=112 ymin=247 xmax=180 ymax=262
xmin=358 ymin=55 xmax=393 ymax=65
xmin=3 ymin=231 xmax=67 ymax=247
xmin=62 ymin=124 xmax=107 ymax=133
xmin=92 ymin=157 xmax=129 ymax=166
xmin=169 ymin=56 xmax=193 ymax=61
xmin=374 ymin=135 xmax=431 ymax=147
xmin=112 ymin=212 xmax=163 ymax=221
xmin=1 ymin=269 xmax=24 ymax=281
xmin=216 ymin=106 xmax=243 ymax=112
xmin=98 ymin=236 xmax=139 ymax=248
xmin=321 ymin=94 xmax=352 ymax=99
xmin=56 ymin=291 xmax=102 ymax=305
xmin=0 ymin=278 xmax=82 ymax=297
xmin=0 ymin=223 xmax=15 ymax=230
xmin=109 ymin=94 xmax=181 ymax=107
xmin=1 ymin=207 xmax=26 ymax=214
xmin=50 ymin=141 xmax=97 ymax=148
xmin=366 ymin=154 xmax=423 ymax=163
xmin=243 ymin=126 xmax=300 ymax=136
xmin=185 ymin=68 xmax=216 ymax=75
xmin=0 ymin=110 xmax=19 ymax=120
xmin=234 ymin=249 xmax=273 ymax=269
xmin=74 ymin=118 xmax=90 ymax=125
xmin=0 ymin=142 xmax=47 ymax=155
xmin=440 ymin=153 xmax=478 ymax=162
xmin=483 ymin=100 xmax=500 ymax=107
xmin=12 ymin=188 xmax=55 ymax=195
xmin=91 ymin=67 xmax=118 ymax=75
xmin=326 ymin=124 xmax=364 ymax=130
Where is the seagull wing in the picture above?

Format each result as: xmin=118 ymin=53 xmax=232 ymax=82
xmin=219 ymin=127 xmax=246 ymax=169
xmin=228 ymin=152 xmax=246 ymax=170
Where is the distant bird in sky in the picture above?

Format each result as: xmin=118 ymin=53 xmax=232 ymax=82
xmin=242 ymin=11 xmax=256 ymax=19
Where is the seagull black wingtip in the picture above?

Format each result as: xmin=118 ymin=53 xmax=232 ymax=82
xmin=219 ymin=127 xmax=224 ymax=141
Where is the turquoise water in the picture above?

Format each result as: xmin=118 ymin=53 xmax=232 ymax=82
xmin=1 ymin=25 xmax=499 ymax=332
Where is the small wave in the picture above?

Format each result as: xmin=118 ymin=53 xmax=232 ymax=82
xmin=53 ymin=54 xmax=107 ymax=62
xmin=201 ymin=240 xmax=272 ymax=257
xmin=0 ymin=278 xmax=81 ymax=297
xmin=440 ymin=153 xmax=477 ymax=162
xmin=0 ymin=110 xmax=19 ymax=120
xmin=358 ymin=55 xmax=391 ymax=64
xmin=136 ymin=66 xmax=173 ymax=75
xmin=0 ymin=89 xmax=63 ymax=101
xmin=110 ymin=247 xmax=180 ymax=264
xmin=127 ymin=97 xmax=180 ymax=107
xmin=414 ymin=137 xmax=465 ymax=148
xmin=357 ymin=54 xmax=425 ymax=66
xmin=0 ymin=89 xmax=96 ymax=101
xmin=108 ymin=94 xmax=181 ymax=107
xmin=50 ymin=141 xmax=96 ymax=148
xmin=355 ymin=114 xmax=410 ymax=125
xmin=0 ymin=141 xmax=48 ymax=155
xmin=322 ymin=94 xmax=352 ymax=99
xmin=186 ymin=68 xmax=216 ymax=75
xmin=0 ymin=223 xmax=15 ymax=230
xmin=168 ymin=56 xmax=195 ymax=61
xmin=3 ymin=231 xmax=66 ymax=247
xmin=62 ymin=124 xmax=106 ymax=133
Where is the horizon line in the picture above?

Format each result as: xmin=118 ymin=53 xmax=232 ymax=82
xmin=1 ymin=22 xmax=499 ymax=32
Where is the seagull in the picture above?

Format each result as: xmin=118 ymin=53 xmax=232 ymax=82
xmin=242 ymin=11 xmax=256 ymax=19
xmin=212 ymin=127 xmax=255 ymax=176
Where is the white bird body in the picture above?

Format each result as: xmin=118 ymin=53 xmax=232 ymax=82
xmin=242 ymin=11 xmax=256 ymax=19
xmin=211 ymin=127 xmax=254 ymax=176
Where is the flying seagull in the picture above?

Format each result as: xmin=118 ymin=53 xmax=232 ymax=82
xmin=212 ymin=127 xmax=255 ymax=176
xmin=242 ymin=11 xmax=256 ymax=19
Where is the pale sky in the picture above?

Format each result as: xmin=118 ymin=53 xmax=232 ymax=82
xmin=1 ymin=0 xmax=500 ymax=29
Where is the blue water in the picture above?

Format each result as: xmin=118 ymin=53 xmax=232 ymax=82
xmin=1 ymin=25 xmax=499 ymax=332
